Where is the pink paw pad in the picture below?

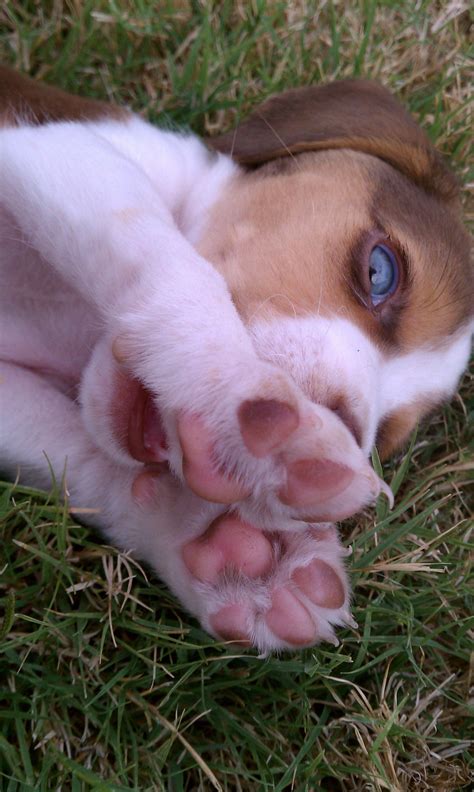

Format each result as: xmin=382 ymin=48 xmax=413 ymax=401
xmin=182 ymin=516 xmax=273 ymax=583
xmin=265 ymin=588 xmax=317 ymax=645
xmin=280 ymin=458 xmax=354 ymax=507
xmin=238 ymin=398 xmax=299 ymax=457
xmin=211 ymin=603 xmax=250 ymax=645
xmin=291 ymin=559 xmax=345 ymax=609
xmin=126 ymin=381 xmax=168 ymax=464
xmin=178 ymin=413 xmax=249 ymax=503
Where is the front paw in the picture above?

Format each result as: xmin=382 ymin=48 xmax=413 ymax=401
xmin=109 ymin=340 xmax=390 ymax=524
xmin=80 ymin=325 xmax=390 ymax=528
xmin=176 ymin=514 xmax=352 ymax=651
xmin=171 ymin=400 xmax=391 ymax=526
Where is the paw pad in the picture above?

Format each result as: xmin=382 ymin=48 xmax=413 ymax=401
xmin=211 ymin=604 xmax=250 ymax=646
xmin=183 ymin=516 xmax=273 ymax=583
xmin=265 ymin=588 xmax=316 ymax=646
xmin=182 ymin=517 xmax=350 ymax=651
xmin=238 ymin=398 xmax=299 ymax=457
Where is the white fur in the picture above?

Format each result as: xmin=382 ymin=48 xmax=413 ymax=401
xmin=0 ymin=110 xmax=471 ymax=651
xmin=380 ymin=331 xmax=473 ymax=415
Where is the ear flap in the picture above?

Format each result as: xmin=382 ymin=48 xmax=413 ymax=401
xmin=0 ymin=65 xmax=126 ymax=126
xmin=209 ymin=79 xmax=459 ymax=204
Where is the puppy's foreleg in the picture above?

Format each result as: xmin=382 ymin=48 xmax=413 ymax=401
xmin=0 ymin=124 xmax=294 ymax=491
xmin=0 ymin=122 xmax=387 ymax=521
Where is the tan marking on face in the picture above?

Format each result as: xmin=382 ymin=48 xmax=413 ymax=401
xmin=0 ymin=65 xmax=128 ymax=128
xmin=197 ymin=149 xmax=472 ymax=353
xmin=197 ymin=150 xmax=373 ymax=325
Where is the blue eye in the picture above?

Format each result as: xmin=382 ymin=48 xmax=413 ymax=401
xmin=368 ymin=244 xmax=398 ymax=304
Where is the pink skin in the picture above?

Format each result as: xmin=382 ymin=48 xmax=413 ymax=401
xmin=130 ymin=471 xmax=349 ymax=645
xmin=210 ymin=604 xmax=251 ymax=647
xmin=280 ymin=458 xmax=355 ymax=508
xmin=291 ymin=559 xmax=345 ymax=609
xmin=131 ymin=469 xmax=165 ymax=507
xmin=178 ymin=413 xmax=250 ymax=503
xmin=183 ymin=515 xmax=274 ymax=583
xmin=177 ymin=411 xmax=353 ymax=507
xmin=238 ymin=398 xmax=300 ymax=457
xmin=265 ymin=589 xmax=317 ymax=646
xmin=120 ymin=375 xmax=355 ymax=514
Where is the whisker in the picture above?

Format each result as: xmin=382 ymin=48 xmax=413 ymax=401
xmin=420 ymin=293 xmax=474 ymax=316
xmin=254 ymin=111 xmax=301 ymax=169
xmin=341 ymin=271 xmax=370 ymax=310
xmin=229 ymin=124 xmax=238 ymax=160
xmin=248 ymin=293 xmax=299 ymax=322
xmin=2 ymin=234 xmax=40 ymax=252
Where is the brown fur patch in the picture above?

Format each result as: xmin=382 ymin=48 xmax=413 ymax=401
xmin=198 ymin=149 xmax=472 ymax=352
xmin=209 ymin=79 xmax=460 ymax=206
xmin=0 ymin=65 xmax=127 ymax=127
xmin=368 ymin=161 xmax=472 ymax=348
xmin=198 ymin=150 xmax=372 ymax=325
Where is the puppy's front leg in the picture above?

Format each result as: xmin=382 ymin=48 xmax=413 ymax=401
xmin=0 ymin=122 xmax=276 ymax=460
xmin=0 ymin=360 xmax=352 ymax=652
xmin=1 ymin=122 xmax=388 ymax=521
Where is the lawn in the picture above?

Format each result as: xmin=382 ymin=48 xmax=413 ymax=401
xmin=0 ymin=1 xmax=472 ymax=790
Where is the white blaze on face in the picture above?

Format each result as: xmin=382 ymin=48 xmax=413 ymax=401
xmin=379 ymin=327 xmax=473 ymax=417
xmin=249 ymin=315 xmax=382 ymax=455
xmin=249 ymin=314 xmax=473 ymax=457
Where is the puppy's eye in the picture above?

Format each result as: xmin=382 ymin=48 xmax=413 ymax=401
xmin=369 ymin=244 xmax=398 ymax=305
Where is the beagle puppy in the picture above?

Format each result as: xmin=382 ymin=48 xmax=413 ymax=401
xmin=0 ymin=67 xmax=472 ymax=650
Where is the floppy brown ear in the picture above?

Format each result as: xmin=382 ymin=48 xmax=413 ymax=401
xmin=0 ymin=65 xmax=126 ymax=126
xmin=209 ymin=79 xmax=459 ymax=204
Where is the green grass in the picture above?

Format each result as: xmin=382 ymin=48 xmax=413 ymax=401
xmin=0 ymin=1 xmax=473 ymax=790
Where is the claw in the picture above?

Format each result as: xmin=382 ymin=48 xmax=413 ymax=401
xmin=378 ymin=478 xmax=394 ymax=509
xmin=366 ymin=468 xmax=394 ymax=509
xmin=342 ymin=612 xmax=359 ymax=629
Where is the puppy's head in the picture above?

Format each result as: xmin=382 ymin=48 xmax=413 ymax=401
xmin=199 ymin=80 xmax=473 ymax=460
